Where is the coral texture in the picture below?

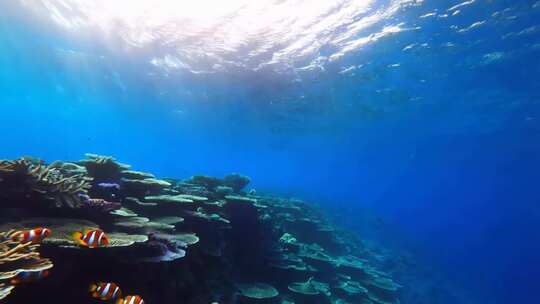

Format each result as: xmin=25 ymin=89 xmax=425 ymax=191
xmin=0 ymin=229 xmax=53 ymax=300
xmin=0 ymin=154 xmax=401 ymax=304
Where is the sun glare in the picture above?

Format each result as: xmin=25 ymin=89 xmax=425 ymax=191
xmin=19 ymin=0 xmax=413 ymax=74
xmin=91 ymin=0 xmax=249 ymax=22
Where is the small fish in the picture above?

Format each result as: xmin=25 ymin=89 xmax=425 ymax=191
xmin=89 ymin=282 xmax=122 ymax=301
xmin=97 ymin=182 xmax=121 ymax=190
xmin=12 ymin=227 xmax=51 ymax=244
xmin=73 ymin=229 xmax=109 ymax=248
xmin=117 ymin=295 xmax=145 ymax=304
xmin=10 ymin=270 xmax=49 ymax=284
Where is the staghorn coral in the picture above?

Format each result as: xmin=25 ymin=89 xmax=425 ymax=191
xmin=0 ymin=158 xmax=93 ymax=208
xmin=0 ymin=229 xmax=53 ymax=300
xmin=0 ymin=283 xmax=15 ymax=300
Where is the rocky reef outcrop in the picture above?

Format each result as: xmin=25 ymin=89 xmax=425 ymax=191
xmin=0 ymin=154 xmax=401 ymax=304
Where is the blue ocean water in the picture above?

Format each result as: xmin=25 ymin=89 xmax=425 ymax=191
xmin=1 ymin=0 xmax=539 ymax=303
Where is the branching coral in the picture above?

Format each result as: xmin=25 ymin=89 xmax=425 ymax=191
xmin=0 ymin=159 xmax=26 ymax=174
xmin=0 ymin=158 xmax=93 ymax=208
xmin=0 ymin=230 xmax=53 ymax=300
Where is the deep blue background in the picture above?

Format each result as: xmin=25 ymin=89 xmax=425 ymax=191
xmin=1 ymin=1 xmax=540 ymax=303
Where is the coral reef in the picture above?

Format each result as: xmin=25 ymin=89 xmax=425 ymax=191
xmin=0 ymin=154 xmax=401 ymax=303
xmin=237 ymin=282 xmax=279 ymax=303
xmin=0 ymin=229 xmax=53 ymax=300
xmin=223 ymin=173 xmax=251 ymax=192
xmin=0 ymin=158 xmax=92 ymax=208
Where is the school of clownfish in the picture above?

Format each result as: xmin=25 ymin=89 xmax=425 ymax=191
xmin=89 ymin=282 xmax=145 ymax=304
xmin=10 ymin=227 xmax=146 ymax=303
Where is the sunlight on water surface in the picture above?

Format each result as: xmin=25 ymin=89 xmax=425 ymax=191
xmin=19 ymin=0 xmax=421 ymax=74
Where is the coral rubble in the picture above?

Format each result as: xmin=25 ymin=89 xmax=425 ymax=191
xmin=0 ymin=154 xmax=401 ymax=303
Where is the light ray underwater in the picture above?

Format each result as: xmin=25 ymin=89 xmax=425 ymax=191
xmin=1 ymin=1 xmax=539 ymax=303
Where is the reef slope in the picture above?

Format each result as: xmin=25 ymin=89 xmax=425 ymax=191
xmin=0 ymin=154 xmax=400 ymax=304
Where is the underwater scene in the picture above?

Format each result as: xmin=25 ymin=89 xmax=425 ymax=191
xmin=0 ymin=0 xmax=539 ymax=303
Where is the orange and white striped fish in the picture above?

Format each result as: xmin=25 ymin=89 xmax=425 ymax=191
xmin=89 ymin=282 xmax=122 ymax=301
xmin=12 ymin=227 xmax=51 ymax=244
xmin=10 ymin=270 xmax=49 ymax=284
xmin=72 ymin=229 xmax=109 ymax=248
xmin=116 ymin=295 xmax=145 ymax=304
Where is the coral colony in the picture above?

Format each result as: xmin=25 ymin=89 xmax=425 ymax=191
xmin=0 ymin=154 xmax=400 ymax=303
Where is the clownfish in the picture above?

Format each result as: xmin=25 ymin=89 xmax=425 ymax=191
xmin=116 ymin=295 xmax=145 ymax=304
xmin=89 ymin=282 xmax=122 ymax=301
xmin=10 ymin=270 xmax=49 ymax=284
xmin=12 ymin=227 xmax=51 ymax=244
xmin=72 ymin=229 xmax=109 ymax=248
